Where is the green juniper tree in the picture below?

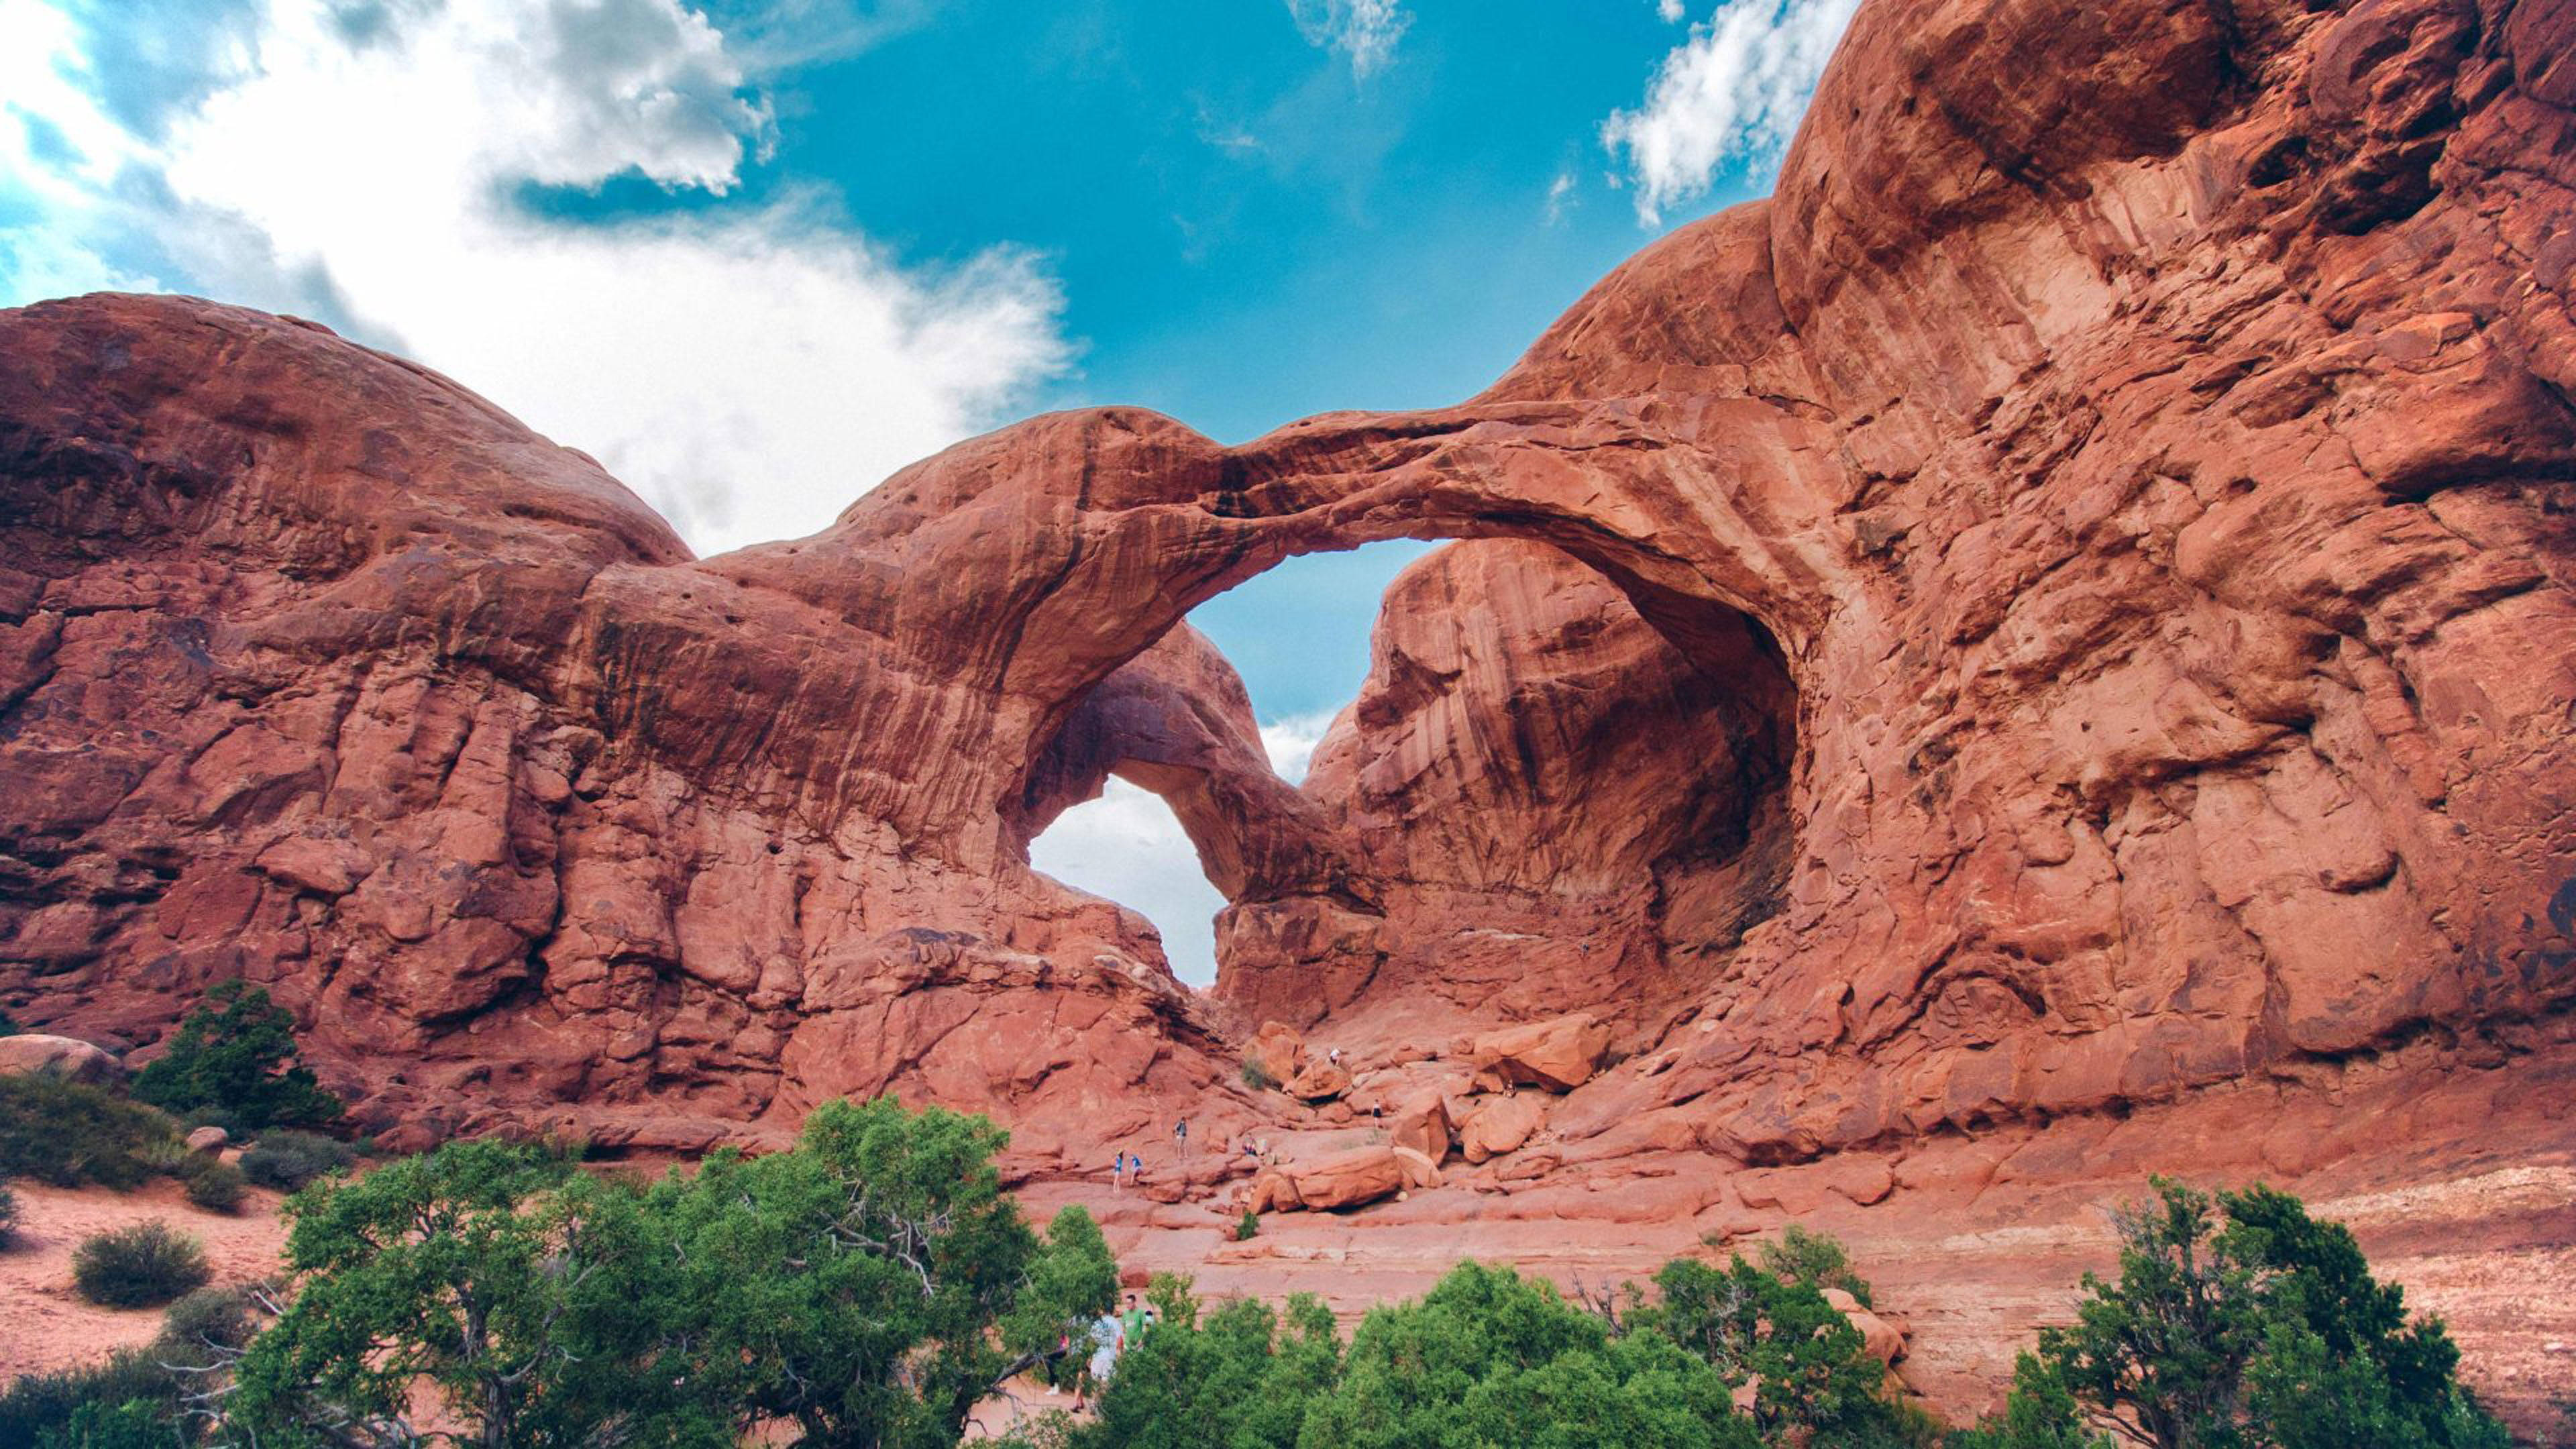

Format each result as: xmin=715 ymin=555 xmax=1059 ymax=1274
xmin=1955 ymin=1179 xmax=2510 ymax=1449
xmin=221 ymin=1097 xmax=1116 ymax=1449
xmin=131 ymin=981 xmax=343 ymax=1131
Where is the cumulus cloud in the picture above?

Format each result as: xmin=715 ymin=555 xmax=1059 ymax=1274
xmin=1030 ymin=780 xmax=1229 ymax=987
xmin=1287 ymin=0 xmax=1409 ymax=79
xmin=1657 ymin=0 xmax=1685 ymax=19
xmin=1600 ymin=0 xmax=1859 ymax=224
xmin=0 ymin=0 xmax=1070 ymax=555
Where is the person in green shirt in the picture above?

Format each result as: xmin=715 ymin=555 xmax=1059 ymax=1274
xmin=1120 ymin=1292 xmax=1148 ymax=1347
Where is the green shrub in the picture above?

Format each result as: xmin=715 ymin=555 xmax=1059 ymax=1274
xmin=179 ymin=1104 xmax=245 ymax=1138
xmin=237 ymin=1130 xmax=353 ymax=1191
xmin=0 ymin=1075 xmax=184 ymax=1189
xmin=1957 ymin=1179 xmax=2512 ymax=1449
xmin=0 ymin=1011 xmax=17 ymax=1036
xmin=180 ymin=1157 xmax=247 ymax=1214
xmin=1240 ymin=1060 xmax=1277 ymax=1092
xmin=71 ymin=1222 xmax=211 ymax=1309
xmin=0 ymin=1181 xmax=18 ymax=1245
xmin=137 ymin=1138 xmax=195 ymax=1176
xmin=0 ymin=1349 xmax=181 ymax=1449
xmin=131 ymin=981 xmax=342 ymax=1131
xmin=160 ymin=1279 xmax=258 ymax=1361
xmin=1235 ymin=1208 xmax=1260 ymax=1241
xmin=1756 ymin=1223 xmax=1874 ymax=1307
xmin=42 ymin=1395 xmax=172 ymax=1449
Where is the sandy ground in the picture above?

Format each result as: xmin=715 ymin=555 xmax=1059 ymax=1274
xmin=0 ymin=1175 xmax=294 ymax=1380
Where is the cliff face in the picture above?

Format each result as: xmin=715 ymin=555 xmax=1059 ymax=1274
xmin=4 ymin=0 xmax=2573 ymax=1191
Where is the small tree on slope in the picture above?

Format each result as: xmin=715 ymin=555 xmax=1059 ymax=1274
xmin=1955 ymin=1179 xmax=2510 ymax=1449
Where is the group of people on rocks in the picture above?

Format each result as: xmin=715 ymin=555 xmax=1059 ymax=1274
xmin=1111 ymin=1114 xmax=1307 ymax=1192
xmin=1109 ymin=1118 xmax=1187 ymax=1191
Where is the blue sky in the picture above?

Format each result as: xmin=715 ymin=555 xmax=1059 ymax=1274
xmin=0 ymin=0 xmax=1861 ymax=979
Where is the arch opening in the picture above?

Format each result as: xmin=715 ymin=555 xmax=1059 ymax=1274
xmin=1025 ymin=541 xmax=1436 ymax=985
xmin=1020 ymin=527 xmax=1801 ymax=1042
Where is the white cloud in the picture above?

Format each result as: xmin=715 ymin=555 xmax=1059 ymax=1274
xmin=1026 ymin=707 xmax=1339 ymax=986
xmin=1286 ymin=0 xmax=1409 ymax=79
xmin=1657 ymin=0 xmax=1685 ymax=20
xmin=1259 ymin=710 xmax=1338 ymax=784
xmin=1542 ymin=169 xmax=1577 ymax=226
xmin=1600 ymin=0 xmax=1859 ymax=224
xmin=1030 ymin=780 xmax=1228 ymax=987
xmin=0 ymin=0 xmax=1071 ymax=556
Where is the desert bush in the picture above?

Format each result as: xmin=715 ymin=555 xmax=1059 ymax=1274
xmin=1756 ymin=1222 xmax=1874 ymax=1307
xmin=0 ymin=1286 xmax=258 ymax=1447
xmin=179 ymin=1104 xmax=245 ymax=1138
xmin=1955 ymin=1179 xmax=2512 ymax=1449
xmin=1240 ymin=1060 xmax=1277 ymax=1092
xmin=0 ymin=1074 xmax=184 ymax=1189
xmin=72 ymin=1221 xmax=211 ymax=1309
xmin=0 ymin=1010 xmax=17 ymax=1036
xmin=0 ymin=1349 xmax=183 ymax=1449
xmin=1235 ymin=1208 xmax=1260 ymax=1241
xmin=237 ymin=1129 xmax=353 ymax=1191
xmin=160 ymin=1285 xmax=258 ymax=1360
xmin=180 ymin=1157 xmax=248 ymax=1214
xmin=138 ymin=1137 xmax=195 ymax=1175
xmin=131 ymin=980 xmax=341 ymax=1130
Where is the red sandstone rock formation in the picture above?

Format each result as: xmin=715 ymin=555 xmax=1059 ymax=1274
xmin=0 ymin=0 xmax=2569 ymax=1251
xmin=1250 ymin=1144 xmax=1415 ymax=1213
xmin=1462 ymin=1013 xmax=1616 ymax=1093
xmin=1459 ymin=1095 xmax=1550 ymax=1165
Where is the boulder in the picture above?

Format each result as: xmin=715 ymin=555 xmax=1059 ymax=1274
xmin=1389 ymin=1091 xmax=1453 ymax=1163
xmin=0 ymin=1033 xmax=121 ymax=1085
xmin=1391 ymin=1144 xmax=1442 ymax=1190
xmin=1823 ymin=1287 xmax=1907 ymax=1367
xmin=1244 ymin=1021 xmax=1305 ymax=1085
xmin=1247 ymin=1145 xmax=1410 ymax=1213
xmin=1464 ymin=1014 xmax=1613 ymax=1093
xmin=1287 ymin=1059 xmax=1351 ymax=1102
xmin=186 ymin=1126 xmax=230 ymax=1154
xmin=1459 ymin=1094 xmax=1547 ymax=1164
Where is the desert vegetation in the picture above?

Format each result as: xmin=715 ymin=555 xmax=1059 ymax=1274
xmin=69 ymin=1222 xmax=213 ymax=1310
xmin=1955 ymin=1180 xmax=2511 ymax=1449
xmin=0 ymin=1061 xmax=2509 ymax=1449
xmin=0 ymin=982 xmax=353 ymax=1222
xmin=130 ymin=981 xmax=344 ymax=1132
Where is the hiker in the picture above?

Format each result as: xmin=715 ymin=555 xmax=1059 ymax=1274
xmin=1328 ymin=1046 xmax=1342 ymax=1066
xmin=1130 ymin=1151 xmax=1146 ymax=1188
xmin=1174 ymin=1118 xmax=1188 ymax=1155
xmin=1120 ymin=1292 xmax=1148 ymax=1349
xmin=1111 ymin=1149 xmax=1128 ymax=1193
xmin=1075 ymin=1307 xmax=1122 ymax=1411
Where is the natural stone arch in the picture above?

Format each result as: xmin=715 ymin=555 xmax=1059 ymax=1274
xmin=709 ymin=389 xmax=1852 ymax=877
xmin=1014 ymin=533 xmax=1805 ymax=1035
